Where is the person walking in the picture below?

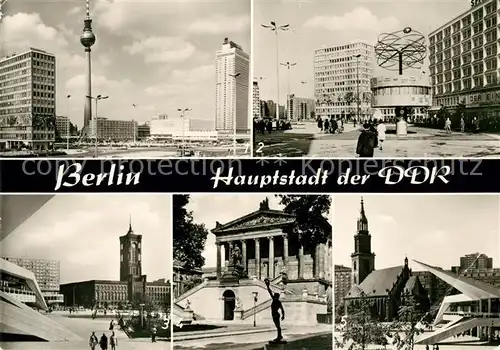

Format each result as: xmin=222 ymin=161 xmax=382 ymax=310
xmin=151 ymin=325 xmax=157 ymax=342
xmin=376 ymin=120 xmax=386 ymax=151
xmin=89 ymin=331 xmax=98 ymax=350
xmin=460 ymin=116 xmax=465 ymax=133
xmin=109 ymin=320 xmax=114 ymax=331
xmin=109 ymin=332 xmax=117 ymax=350
xmin=444 ymin=117 xmax=452 ymax=134
xmin=99 ymin=333 xmax=108 ymax=350
xmin=356 ymin=123 xmax=378 ymax=158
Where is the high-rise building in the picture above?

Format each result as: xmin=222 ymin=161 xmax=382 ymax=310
xmin=253 ymin=81 xmax=261 ymax=119
xmin=2 ymin=257 xmax=64 ymax=305
xmin=459 ymin=253 xmax=493 ymax=271
xmin=215 ymin=38 xmax=250 ymax=136
xmin=429 ymin=0 xmax=500 ymax=116
xmin=287 ymin=94 xmax=315 ymax=120
xmin=0 ymin=48 xmax=56 ymax=150
xmin=334 ymin=265 xmax=351 ymax=307
xmin=314 ymin=42 xmax=375 ymax=120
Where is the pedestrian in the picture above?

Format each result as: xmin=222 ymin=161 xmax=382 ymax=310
xmin=151 ymin=325 xmax=157 ymax=342
xmin=460 ymin=116 xmax=465 ymax=133
xmin=376 ymin=120 xmax=386 ymax=151
xmin=323 ymin=118 xmax=329 ymax=133
xmin=356 ymin=123 xmax=378 ymax=158
xmin=99 ymin=333 xmax=108 ymax=350
xmin=444 ymin=117 xmax=452 ymax=134
xmin=110 ymin=332 xmax=117 ymax=350
xmin=89 ymin=331 xmax=98 ymax=350
xmin=473 ymin=117 xmax=480 ymax=133
xmin=109 ymin=320 xmax=114 ymax=331
xmin=317 ymin=117 xmax=323 ymax=132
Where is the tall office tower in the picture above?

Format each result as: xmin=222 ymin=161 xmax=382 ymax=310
xmin=429 ymin=0 xmax=500 ymax=115
xmin=0 ymin=48 xmax=56 ymax=150
xmin=314 ymin=42 xmax=375 ymax=120
xmin=215 ymin=38 xmax=250 ymax=136
xmin=253 ymin=81 xmax=261 ymax=118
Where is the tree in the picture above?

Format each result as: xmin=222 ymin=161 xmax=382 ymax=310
xmin=344 ymin=92 xmax=355 ymax=105
xmin=336 ymin=291 xmax=389 ymax=350
xmin=276 ymin=195 xmax=331 ymax=252
xmin=390 ymin=292 xmax=428 ymax=350
xmin=173 ymin=195 xmax=209 ymax=270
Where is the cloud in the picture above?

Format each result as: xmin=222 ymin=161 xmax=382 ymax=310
xmin=187 ymin=15 xmax=250 ymax=35
xmin=303 ymin=7 xmax=399 ymax=33
xmin=171 ymin=65 xmax=215 ymax=83
xmin=375 ymin=214 xmax=395 ymax=223
xmin=123 ymin=36 xmax=196 ymax=63
xmin=68 ymin=6 xmax=81 ymax=16
xmin=65 ymin=74 xmax=132 ymax=91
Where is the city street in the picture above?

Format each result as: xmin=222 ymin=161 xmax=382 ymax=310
xmin=174 ymin=326 xmax=332 ymax=349
xmin=0 ymin=314 xmax=170 ymax=350
xmin=254 ymin=122 xmax=500 ymax=157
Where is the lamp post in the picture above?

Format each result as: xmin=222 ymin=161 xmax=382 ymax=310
xmin=229 ymin=73 xmax=241 ymax=156
xmin=140 ymin=303 xmax=145 ymax=329
xmin=354 ymin=54 xmax=361 ymax=123
xmin=66 ymin=94 xmax=71 ymax=152
xmin=252 ymin=291 xmax=258 ymax=327
xmin=262 ymin=22 xmax=290 ymax=122
xmin=177 ymin=108 xmax=191 ymax=157
xmin=132 ymin=104 xmax=137 ymax=144
xmin=87 ymin=94 xmax=108 ymax=157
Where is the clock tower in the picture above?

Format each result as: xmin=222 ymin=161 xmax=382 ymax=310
xmin=351 ymin=198 xmax=375 ymax=286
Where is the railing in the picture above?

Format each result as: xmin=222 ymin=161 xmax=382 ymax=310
xmin=0 ymin=285 xmax=35 ymax=296
xmin=444 ymin=311 xmax=500 ymax=317
xmin=242 ymin=299 xmax=272 ymax=320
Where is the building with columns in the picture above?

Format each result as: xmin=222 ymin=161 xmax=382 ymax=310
xmin=174 ymin=198 xmax=332 ymax=324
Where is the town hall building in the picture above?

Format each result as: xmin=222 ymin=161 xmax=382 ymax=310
xmin=60 ymin=220 xmax=170 ymax=309
xmin=343 ymin=199 xmax=430 ymax=321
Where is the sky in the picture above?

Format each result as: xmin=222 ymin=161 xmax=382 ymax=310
xmin=254 ymin=0 xmax=474 ymax=103
xmin=2 ymin=0 xmax=250 ymax=128
xmin=334 ymin=195 xmax=500 ymax=272
xmin=1 ymin=195 xmax=171 ymax=284
xmin=185 ymin=194 xmax=332 ymax=268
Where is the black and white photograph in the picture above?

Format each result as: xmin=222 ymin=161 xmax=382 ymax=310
xmin=253 ymin=1 xmax=500 ymax=157
xmin=0 ymin=0 xmax=251 ymax=158
xmin=0 ymin=195 xmax=172 ymax=349
xmin=334 ymin=195 xmax=500 ymax=349
xmin=172 ymin=194 xmax=333 ymax=349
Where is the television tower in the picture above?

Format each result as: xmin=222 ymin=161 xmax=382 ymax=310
xmin=0 ymin=0 xmax=9 ymax=57
xmin=80 ymin=0 xmax=96 ymax=134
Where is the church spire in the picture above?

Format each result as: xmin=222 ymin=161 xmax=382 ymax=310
xmin=357 ymin=197 xmax=368 ymax=232
xmin=128 ymin=215 xmax=133 ymax=234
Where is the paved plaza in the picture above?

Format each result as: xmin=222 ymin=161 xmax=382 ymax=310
xmin=0 ymin=314 xmax=170 ymax=350
xmin=254 ymin=122 xmax=500 ymax=157
xmin=174 ymin=325 xmax=332 ymax=349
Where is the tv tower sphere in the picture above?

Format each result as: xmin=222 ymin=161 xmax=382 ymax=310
xmin=80 ymin=0 xmax=96 ymax=48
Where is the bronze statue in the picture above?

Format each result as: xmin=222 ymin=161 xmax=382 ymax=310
xmin=231 ymin=246 xmax=242 ymax=266
xmin=265 ymin=278 xmax=285 ymax=343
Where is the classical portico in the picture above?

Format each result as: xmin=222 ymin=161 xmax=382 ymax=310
xmin=211 ymin=202 xmax=332 ymax=287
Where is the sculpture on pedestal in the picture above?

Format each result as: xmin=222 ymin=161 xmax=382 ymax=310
xmin=265 ymin=278 xmax=286 ymax=344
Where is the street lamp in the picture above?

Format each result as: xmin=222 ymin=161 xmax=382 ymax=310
xmin=252 ymin=291 xmax=258 ymax=327
xmin=87 ymin=94 xmax=109 ymax=157
xmin=262 ymin=21 xmax=290 ymax=121
xmin=354 ymin=54 xmax=361 ymax=123
xmin=177 ymin=108 xmax=191 ymax=157
xmin=66 ymin=94 xmax=71 ymax=152
xmin=140 ymin=303 xmax=145 ymax=329
xmin=229 ymin=72 xmax=241 ymax=156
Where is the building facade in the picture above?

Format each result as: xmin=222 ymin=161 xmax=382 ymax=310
xmin=215 ymin=38 xmax=250 ymax=135
xmin=2 ymin=257 xmax=64 ymax=305
xmin=287 ymin=94 xmax=315 ymax=120
xmin=334 ymin=265 xmax=351 ymax=308
xmin=429 ymin=0 xmax=500 ymax=119
xmin=314 ymin=42 xmax=375 ymax=120
xmin=60 ymin=221 xmax=170 ymax=308
xmin=253 ymin=81 xmax=261 ymax=119
xmin=88 ymin=117 xmax=137 ymax=142
xmin=137 ymin=123 xmax=150 ymax=139
xmin=0 ymin=48 xmax=56 ymax=150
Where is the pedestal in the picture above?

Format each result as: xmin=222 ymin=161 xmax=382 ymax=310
xmin=234 ymin=309 xmax=244 ymax=320
xmin=220 ymin=264 xmax=244 ymax=285
xmin=396 ymin=119 xmax=407 ymax=136
xmin=266 ymin=340 xmax=287 ymax=349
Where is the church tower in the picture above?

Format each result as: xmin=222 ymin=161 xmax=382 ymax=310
xmin=119 ymin=217 xmax=143 ymax=281
xmin=351 ymin=198 xmax=375 ymax=286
